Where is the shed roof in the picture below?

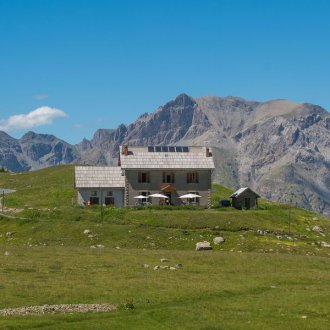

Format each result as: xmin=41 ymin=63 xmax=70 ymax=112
xmin=230 ymin=187 xmax=260 ymax=198
xmin=120 ymin=146 xmax=215 ymax=170
xmin=75 ymin=166 xmax=125 ymax=188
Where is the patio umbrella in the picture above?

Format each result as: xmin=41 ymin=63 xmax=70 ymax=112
xmin=148 ymin=193 xmax=169 ymax=198
xmin=133 ymin=195 xmax=148 ymax=199
xmin=179 ymin=193 xmax=202 ymax=199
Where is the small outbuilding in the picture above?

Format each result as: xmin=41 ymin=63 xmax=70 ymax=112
xmin=230 ymin=187 xmax=260 ymax=210
xmin=75 ymin=166 xmax=125 ymax=207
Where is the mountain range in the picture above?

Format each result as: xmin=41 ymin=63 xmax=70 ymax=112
xmin=1 ymin=93 xmax=329 ymax=217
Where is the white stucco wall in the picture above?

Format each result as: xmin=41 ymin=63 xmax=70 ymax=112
xmin=77 ymin=188 xmax=124 ymax=208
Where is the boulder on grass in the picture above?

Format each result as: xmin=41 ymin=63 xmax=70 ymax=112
xmin=196 ymin=241 xmax=212 ymax=251
xmin=213 ymin=237 xmax=225 ymax=244
xmin=312 ymin=226 xmax=325 ymax=236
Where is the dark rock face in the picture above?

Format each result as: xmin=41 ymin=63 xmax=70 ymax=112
xmin=0 ymin=132 xmax=78 ymax=171
xmin=0 ymin=93 xmax=329 ymax=217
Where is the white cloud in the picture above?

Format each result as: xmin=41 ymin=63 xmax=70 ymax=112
xmin=34 ymin=94 xmax=49 ymax=100
xmin=0 ymin=106 xmax=67 ymax=132
xmin=73 ymin=123 xmax=83 ymax=129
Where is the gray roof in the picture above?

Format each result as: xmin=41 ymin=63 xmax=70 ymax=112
xmin=75 ymin=166 xmax=125 ymax=188
xmin=230 ymin=187 xmax=260 ymax=198
xmin=120 ymin=147 xmax=215 ymax=170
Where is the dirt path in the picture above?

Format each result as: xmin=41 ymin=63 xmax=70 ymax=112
xmin=0 ymin=194 xmax=25 ymax=218
xmin=0 ymin=188 xmax=22 ymax=214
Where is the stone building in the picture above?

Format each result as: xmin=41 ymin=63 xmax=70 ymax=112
xmin=230 ymin=187 xmax=260 ymax=209
xmin=75 ymin=145 xmax=214 ymax=208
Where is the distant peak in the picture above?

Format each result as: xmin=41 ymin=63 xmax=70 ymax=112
xmin=174 ymin=93 xmax=194 ymax=103
xmin=21 ymin=131 xmax=37 ymax=140
xmin=162 ymin=93 xmax=195 ymax=109
xmin=0 ymin=130 xmax=15 ymax=138
xmin=20 ymin=131 xmax=59 ymax=143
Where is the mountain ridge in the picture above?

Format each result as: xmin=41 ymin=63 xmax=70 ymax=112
xmin=0 ymin=93 xmax=329 ymax=216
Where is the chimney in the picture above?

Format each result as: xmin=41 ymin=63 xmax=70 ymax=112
xmin=122 ymin=145 xmax=129 ymax=156
xmin=206 ymin=147 xmax=210 ymax=157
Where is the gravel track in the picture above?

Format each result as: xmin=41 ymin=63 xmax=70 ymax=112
xmin=0 ymin=304 xmax=116 ymax=316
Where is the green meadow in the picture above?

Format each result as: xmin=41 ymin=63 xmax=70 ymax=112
xmin=0 ymin=166 xmax=329 ymax=329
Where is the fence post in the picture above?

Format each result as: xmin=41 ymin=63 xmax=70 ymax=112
xmin=2 ymin=191 xmax=4 ymax=213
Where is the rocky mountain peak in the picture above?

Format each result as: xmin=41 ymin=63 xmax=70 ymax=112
xmin=0 ymin=131 xmax=18 ymax=145
xmin=162 ymin=93 xmax=196 ymax=110
xmin=20 ymin=131 xmax=38 ymax=140
xmin=20 ymin=131 xmax=57 ymax=143
xmin=91 ymin=129 xmax=115 ymax=144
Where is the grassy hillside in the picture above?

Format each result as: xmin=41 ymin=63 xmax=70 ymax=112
xmin=0 ymin=166 xmax=329 ymax=329
xmin=0 ymin=165 xmax=76 ymax=208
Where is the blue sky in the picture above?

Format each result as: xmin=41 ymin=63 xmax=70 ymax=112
xmin=0 ymin=0 xmax=329 ymax=144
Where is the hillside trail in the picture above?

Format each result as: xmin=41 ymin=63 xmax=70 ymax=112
xmin=0 ymin=198 xmax=25 ymax=219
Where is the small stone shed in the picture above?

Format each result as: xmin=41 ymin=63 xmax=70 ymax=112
xmin=230 ymin=187 xmax=260 ymax=210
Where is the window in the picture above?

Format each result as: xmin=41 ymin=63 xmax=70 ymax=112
xmin=91 ymin=191 xmax=97 ymax=197
xmin=106 ymin=191 xmax=113 ymax=197
xmin=187 ymin=172 xmax=199 ymax=183
xmin=162 ymin=172 xmax=175 ymax=183
xmin=89 ymin=197 xmax=99 ymax=205
xmin=105 ymin=197 xmax=115 ymax=205
xmin=138 ymin=172 xmax=150 ymax=183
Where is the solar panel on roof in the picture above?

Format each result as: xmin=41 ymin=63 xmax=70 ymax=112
xmin=147 ymin=146 xmax=190 ymax=153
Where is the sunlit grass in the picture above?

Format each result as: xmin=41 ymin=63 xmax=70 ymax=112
xmin=0 ymin=166 xmax=329 ymax=329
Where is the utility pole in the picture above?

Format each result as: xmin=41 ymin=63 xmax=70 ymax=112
xmin=100 ymin=189 xmax=104 ymax=225
xmin=2 ymin=191 xmax=4 ymax=213
xmin=288 ymin=193 xmax=295 ymax=236
xmin=288 ymin=201 xmax=291 ymax=236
